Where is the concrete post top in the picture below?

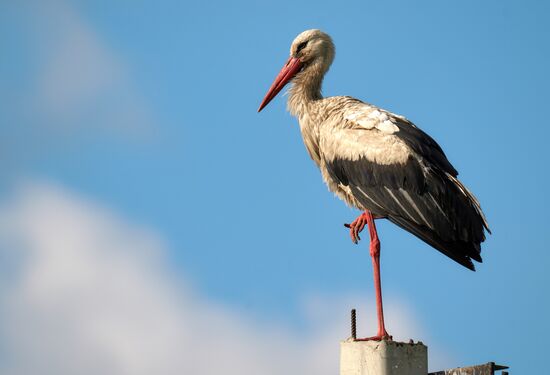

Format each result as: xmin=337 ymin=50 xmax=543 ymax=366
xmin=340 ymin=339 xmax=428 ymax=375
xmin=341 ymin=338 xmax=427 ymax=348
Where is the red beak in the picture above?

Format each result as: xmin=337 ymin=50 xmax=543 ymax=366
xmin=258 ymin=57 xmax=302 ymax=112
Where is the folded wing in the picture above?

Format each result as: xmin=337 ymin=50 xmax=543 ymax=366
xmin=320 ymin=101 xmax=490 ymax=270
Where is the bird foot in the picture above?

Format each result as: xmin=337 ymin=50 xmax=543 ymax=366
xmin=355 ymin=332 xmax=392 ymax=342
xmin=344 ymin=212 xmax=370 ymax=244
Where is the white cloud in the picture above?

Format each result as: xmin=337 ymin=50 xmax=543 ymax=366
xmin=36 ymin=3 xmax=153 ymax=138
xmin=8 ymin=1 xmax=154 ymax=142
xmin=1 ymin=2 xmax=157 ymax=176
xmin=35 ymin=6 xmax=120 ymax=118
xmin=0 ymin=181 xmax=451 ymax=374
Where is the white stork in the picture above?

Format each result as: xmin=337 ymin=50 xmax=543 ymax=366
xmin=258 ymin=29 xmax=490 ymax=341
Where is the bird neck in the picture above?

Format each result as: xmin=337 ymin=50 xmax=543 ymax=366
xmin=287 ymin=61 xmax=325 ymax=117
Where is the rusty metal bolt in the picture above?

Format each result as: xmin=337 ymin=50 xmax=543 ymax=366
xmin=351 ymin=309 xmax=357 ymax=340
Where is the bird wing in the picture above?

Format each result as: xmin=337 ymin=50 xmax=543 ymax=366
xmin=320 ymin=100 xmax=489 ymax=270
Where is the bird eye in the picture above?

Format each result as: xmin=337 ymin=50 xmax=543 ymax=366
xmin=296 ymin=41 xmax=308 ymax=53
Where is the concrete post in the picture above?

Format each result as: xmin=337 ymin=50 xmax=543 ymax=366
xmin=340 ymin=339 xmax=428 ymax=375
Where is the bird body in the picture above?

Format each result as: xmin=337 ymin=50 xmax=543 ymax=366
xmin=292 ymin=94 xmax=489 ymax=270
xmin=258 ymin=29 xmax=490 ymax=340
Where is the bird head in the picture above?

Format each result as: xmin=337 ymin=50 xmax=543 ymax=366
xmin=290 ymin=29 xmax=335 ymax=68
xmin=258 ymin=29 xmax=335 ymax=112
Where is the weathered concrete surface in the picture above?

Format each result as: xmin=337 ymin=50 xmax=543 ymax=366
xmin=340 ymin=339 xmax=428 ymax=375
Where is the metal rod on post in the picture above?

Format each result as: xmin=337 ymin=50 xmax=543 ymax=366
xmin=351 ymin=309 xmax=357 ymax=340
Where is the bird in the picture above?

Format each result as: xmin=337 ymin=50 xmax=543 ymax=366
xmin=258 ymin=30 xmax=490 ymax=340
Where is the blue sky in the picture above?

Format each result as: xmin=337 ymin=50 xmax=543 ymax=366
xmin=1 ymin=0 xmax=549 ymax=373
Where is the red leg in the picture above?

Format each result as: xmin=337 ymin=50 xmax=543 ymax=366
xmin=349 ymin=211 xmax=391 ymax=341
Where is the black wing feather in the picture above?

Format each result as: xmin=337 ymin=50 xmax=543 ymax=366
xmin=392 ymin=117 xmax=458 ymax=177
xmin=326 ymin=121 xmax=489 ymax=270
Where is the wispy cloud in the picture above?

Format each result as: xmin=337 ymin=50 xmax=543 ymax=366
xmin=30 ymin=2 xmax=153 ymax=138
xmin=0 ymin=181 xmax=451 ymax=374
xmin=0 ymin=2 xmax=156 ymax=174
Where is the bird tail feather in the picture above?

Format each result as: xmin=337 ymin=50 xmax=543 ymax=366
xmin=387 ymin=215 xmax=481 ymax=271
